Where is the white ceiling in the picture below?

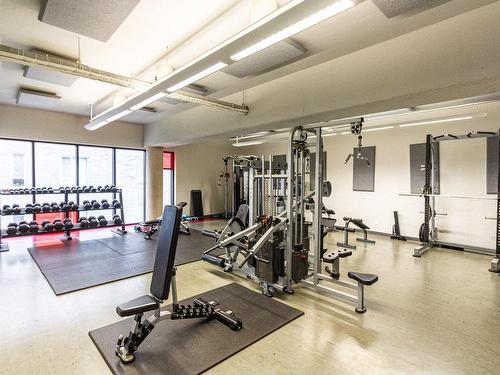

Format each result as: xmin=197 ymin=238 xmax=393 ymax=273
xmin=0 ymin=0 xmax=498 ymax=130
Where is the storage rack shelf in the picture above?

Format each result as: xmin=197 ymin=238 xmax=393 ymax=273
xmin=0 ymin=186 xmax=127 ymax=250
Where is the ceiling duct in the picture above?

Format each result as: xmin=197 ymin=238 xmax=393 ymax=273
xmin=16 ymin=88 xmax=61 ymax=109
xmin=223 ymin=39 xmax=306 ymax=78
xmin=23 ymin=49 xmax=78 ymax=87
xmin=372 ymin=0 xmax=452 ymax=18
xmin=38 ymin=0 xmax=140 ymax=42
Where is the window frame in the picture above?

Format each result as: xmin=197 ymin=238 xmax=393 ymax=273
xmin=0 ymin=137 xmax=146 ymax=223
xmin=163 ymin=151 xmax=175 ymax=206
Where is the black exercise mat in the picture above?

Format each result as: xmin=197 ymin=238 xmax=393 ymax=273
xmin=89 ymin=283 xmax=303 ymax=375
xmin=97 ymin=229 xmax=220 ymax=265
xmin=28 ymin=230 xmax=221 ymax=295
xmin=28 ymin=240 xmax=154 ymax=295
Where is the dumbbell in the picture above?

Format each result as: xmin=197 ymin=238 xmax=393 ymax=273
xmin=68 ymin=201 xmax=79 ymax=211
xmin=29 ymin=221 xmax=39 ymax=233
xmin=43 ymin=222 xmax=55 ymax=232
xmin=77 ymin=186 xmax=83 ymax=193
xmin=112 ymin=214 xmax=123 ymax=225
xmin=53 ymin=219 xmax=64 ymax=231
xmin=51 ymin=202 xmax=60 ymax=212
xmin=48 ymin=187 xmax=54 ymax=194
xmin=79 ymin=216 xmax=90 ymax=228
xmin=18 ymin=221 xmax=29 ymax=233
xmin=83 ymin=186 xmax=90 ymax=193
xmin=88 ymin=216 xmax=98 ymax=228
xmin=2 ymin=205 xmax=12 ymax=215
xmin=29 ymin=187 xmax=36 ymax=194
xmin=59 ymin=201 xmax=69 ymax=211
xmin=101 ymin=199 xmax=110 ymax=209
xmin=63 ymin=218 xmax=73 ymax=229
xmin=82 ymin=200 xmax=92 ymax=210
xmin=25 ymin=203 xmax=34 ymax=214
xmin=104 ymin=185 xmax=111 ymax=192
xmin=112 ymin=199 xmax=122 ymax=209
xmin=90 ymin=186 xmax=97 ymax=193
xmin=41 ymin=203 xmax=51 ymax=212
xmin=91 ymin=200 xmax=100 ymax=209
xmin=6 ymin=223 xmax=18 ymax=235
xmin=33 ymin=204 xmax=42 ymax=213
xmin=110 ymin=185 xmax=118 ymax=192
xmin=97 ymin=186 xmax=103 ymax=192
xmin=97 ymin=215 xmax=108 ymax=226
xmin=12 ymin=204 xmax=21 ymax=215
xmin=70 ymin=187 xmax=78 ymax=193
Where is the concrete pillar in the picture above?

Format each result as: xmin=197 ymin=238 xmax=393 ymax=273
xmin=146 ymin=147 xmax=164 ymax=220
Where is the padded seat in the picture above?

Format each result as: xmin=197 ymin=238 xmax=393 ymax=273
xmin=143 ymin=219 xmax=162 ymax=226
xmin=348 ymin=272 xmax=378 ymax=286
xmin=116 ymin=295 xmax=159 ymax=317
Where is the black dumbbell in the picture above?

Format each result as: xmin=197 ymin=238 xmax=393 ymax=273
xmin=41 ymin=220 xmax=49 ymax=227
xmin=6 ymin=223 xmax=18 ymax=235
xmin=97 ymin=186 xmax=103 ymax=192
xmin=97 ymin=215 xmax=108 ymax=226
xmin=18 ymin=223 xmax=29 ymax=233
xmin=77 ymin=186 xmax=83 ymax=193
xmin=70 ymin=187 xmax=78 ymax=193
xmin=12 ymin=204 xmax=21 ymax=215
xmin=25 ymin=204 xmax=34 ymax=214
xmin=101 ymin=199 xmax=110 ymax=209
xmin=2 ymin=205 xmax=12 ymax=215
xmin=68 ymin=201 xmax=78 ymax=211
xmin=48 ymin=187 xmax=54 ymax=194
xmin=51 ymin=202 xmax=60 ymax=212
xmin=79 ymin=216 xmax=90 ymax=228
xmin=44 ymin=222 xmax=55 ymax=232
xmin=112 ymin=214 xmax=123 ymax=225
xmin=41 ymin=203 xmax=51 ymax=212
xmin=88 ymin=216 xmax=98 ymax=228
xmin=82 ymin=200 xmax=92 ymax=210
xmin=83 ymin=186 xmax=90 ymax=193
xmin=63 ymin=218 xmax=73 ymax=229
xmin=104 ymin=185 xmax=111 ymax=192
xmin=53 ymin=220 xmax=64 ymax=230
xmin=29 ymin=221 xmax=39 ymax=233
xmin=29 ymin=187 xmax=36 ymax=194
xmin=110 ymin=185 xmax=118 ymax=192
xmin=91 ymin=200 xmax=100 ymax=209
xmin=112 ymin=199 xmax=122 ymax=209
xmin=90 ymin=186 xmax=97 ymax=193
xmin=33 ymin=204 xmax=42 ymax=213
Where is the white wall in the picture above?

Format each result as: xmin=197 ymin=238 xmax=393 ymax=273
xmin=0 ymin=104 xmax=144 ymax=148
xmin=169 ymin=139 xmax=235 ymax=216
xmin=239 ymin=102 xmax=500 ymax=250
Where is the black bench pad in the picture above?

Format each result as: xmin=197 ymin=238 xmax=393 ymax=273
xmin=348 ymin=271 xmax=378 ymax=285
xmin=116 ymin=295 xmax=159 ymax=317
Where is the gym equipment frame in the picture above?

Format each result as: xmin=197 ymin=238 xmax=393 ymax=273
xmin=115 ymin=203 xmax=242 ymax=364
xmin=203 ymin=120 xmax=379 ymax=313
xmin=404 ymin=131 xmax=500 ymax=273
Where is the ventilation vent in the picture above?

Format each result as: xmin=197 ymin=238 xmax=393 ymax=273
xmin=38 ymin=0 xmax=140 ymax=42
xmin=16 ymin=88 xmax=61 ymax=109
xmin=23 ymin=49 xmax=79 ymax=87
xmin=223 ymin=39 xmax=306 ymax=78
xmin=372 ymin=0 xmax=452 ymax=18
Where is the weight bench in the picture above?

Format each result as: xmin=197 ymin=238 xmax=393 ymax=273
xmin=336 ymin=217 xmax=375 ymax=249
xmin=115 ymin=203 xmax=242 ymax=364
xmin=134 ymin=215 xmax=191 ymax=240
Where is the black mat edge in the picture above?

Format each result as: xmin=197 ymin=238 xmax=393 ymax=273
xmin=88 ymin=283 xmax=304 ymax=374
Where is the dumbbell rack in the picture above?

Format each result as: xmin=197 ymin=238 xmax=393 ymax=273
xmin=0 ymin=187 xmax=127 ymax=250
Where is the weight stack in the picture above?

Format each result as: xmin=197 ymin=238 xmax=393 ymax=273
xmin=255 ymin=238 xmax=285 ymax=283
xmin=291 ymin=249 xmax=309 ymax=282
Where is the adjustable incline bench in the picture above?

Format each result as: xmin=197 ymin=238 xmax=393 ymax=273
xmin=336 ymin=217 xmax=375 ymax=249
xmin=115 ymin=203 xmax=242 ymax=364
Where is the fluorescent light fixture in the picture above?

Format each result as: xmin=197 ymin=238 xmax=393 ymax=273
xmin=130 ymin=92 xmax=168 ymax=111
xmin=166 ymin=62 xmax=228 ymax=93
xmin=323 ymin=133 xmax=337 ymax=137
xmin=233 ymin=141 xmax=263 ymax=147
xmin=85 ymin=120 xmax=109 ymax=131
xmin=363 ymin=126 xmax=394 ymax=132
xmin=341 ymin=131 xmax=351 ymax=135
xmin=231 ymin=0 xmax=354 ymax=61
xmin=85 ymin=110 xmax=133 ymax=130
xmin=399 ymin=116 xmax=474 ymax=128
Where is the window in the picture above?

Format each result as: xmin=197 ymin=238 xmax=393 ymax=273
xmin=116 ymin=149 xmax=145 ymax=223
xmin=61 ymin=156 xmax=75 ymax=186
xmin=163 ymin=151 xmax=175 ymax=206
xmin=35 ymin=143 xmax=77 ymax=189
xmin=12 ymin=153 xmax=25 ymax=186
xmin=0 ymin=140 xmax=33 ymax=226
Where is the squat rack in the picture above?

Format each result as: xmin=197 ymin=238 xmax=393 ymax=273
xmin=412 ymin=130 xmax=500 ymax=273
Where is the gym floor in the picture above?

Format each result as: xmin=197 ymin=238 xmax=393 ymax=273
xmin=1 ymin=220 xmax=499 ymax=374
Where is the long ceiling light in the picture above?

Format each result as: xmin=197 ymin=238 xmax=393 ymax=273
xmin=363 ymin=126 xmax=394 ymax=132
xmin=398 ymin=115 xmax=475 ymax=128
xmin=166 ymin=62 xmax=228 ymax=93
xmin=233 ymin=140 xmax=263 ymax=147
xmin=129 ymin=92 xmax=168 ymax=111
xmin=85 ymin=110 xmax=133 ymax=130
xmin=231 ymin=0 xmax=354 ymax=61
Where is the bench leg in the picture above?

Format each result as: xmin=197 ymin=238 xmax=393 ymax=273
xmin=355 ymin=283 xmax=366 ymax=313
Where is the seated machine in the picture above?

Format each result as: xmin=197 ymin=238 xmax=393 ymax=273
xmin=335 ymin=217 xmax=375 ymax=249
xmin=202 ymin=204 xmax=249 ymax=244
xmin=115 ymin=203 xmax=242 ymax=364
xmin=134 ymin=214 xmax=191 ymax=240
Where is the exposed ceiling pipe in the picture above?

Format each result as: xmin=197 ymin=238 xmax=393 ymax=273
xmin=0 ymin=44 xmax=151 ymax=89
xmin=0 ymin=44 xmax=248 ymax=115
